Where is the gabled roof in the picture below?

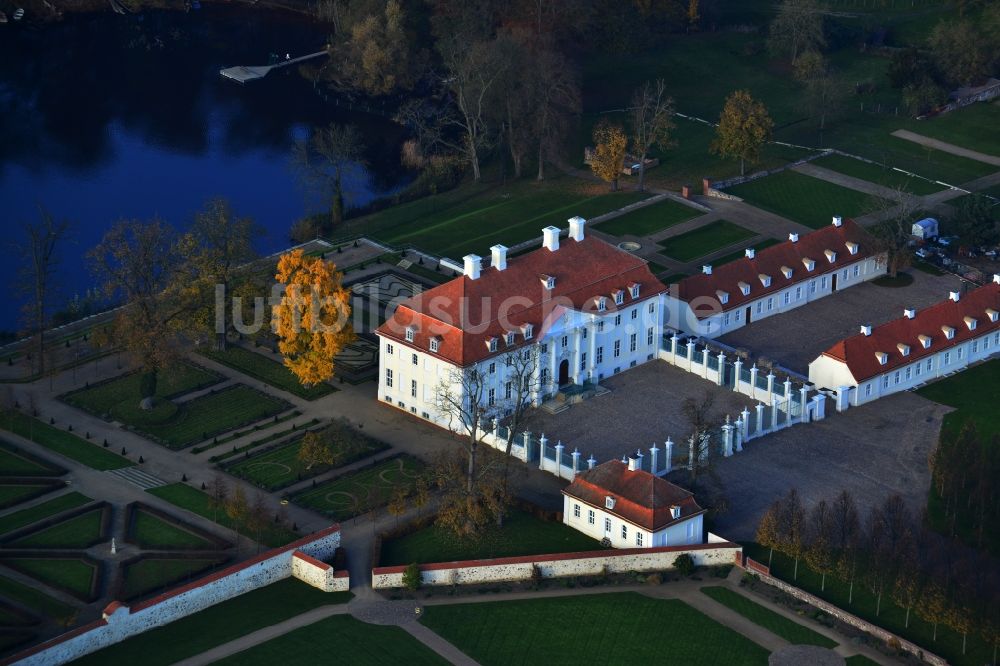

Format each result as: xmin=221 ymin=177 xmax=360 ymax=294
xmin=675 ymin=219 xmax=880 ymax=318
xmin=562 ymin=460 xmax=704 ymax=532
xmin=376 ymin=235 xmax=667 ymax=367
xmin=818 ymin=281 xmax=1000 ymax=383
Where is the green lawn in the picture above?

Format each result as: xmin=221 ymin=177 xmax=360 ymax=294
xmin=896 ymin=102 xmax=1000 ymax=158
xmin=146 ymin=483 xmax=299 ymax=547
xmin=213 ymin=615 xmax=446 ymax=666
xmin=380 ymin=510 xmax=602 ymax=566
xmin=7 ymin=508 xmax=104 ymax=549
xmin=705 ymin=237 xmax=782 ymax=267
xmin=0 ymin=484 xmax=54 ymax=510
xmin=0 ymin=443 xmax=62 ymax=476
xmin=0 ymin=574 xmax=76 ymax=625
xmin=61 ymin=361 xmax=221 ymax=417
xmin=292 ymin=456 xmax=423 ymax=520
xmin=916 ymin=359 xmax=1000 ymax=439
xmin=727 ymin=171 xmax=880 ymax=230
xmin=123 ymin=384 xmax=290 ymax=449
xmin=3 ymin=557 xmax=96 ymax=600
xmin=130 ymin=509 xmax=217 ymax=550
xmin=0 ymin=492 xmax=91 ymax=535
xmin=742 ymin=542 xmax=989 ymax=666
xmin=227 ymin=423 xmax=389 ymax=491
xmin=594 ymin=199 xmax=700 ymax=237
xmin=813 ymin=154 xmax=943 ymax=196
xmin=0 ymin=411 xmax=133 ymax=470
xmin=701 ymin=586 xmax=836 ymax=648
xmin=198 ymin=347 xmax=336 ymax=401
xmin=74 ymin=578 xmax=352 ymax=666
xmin=422 ymin=593 xmax=769 ymax=666
xmin=121 ymin=557 xmax=227 ymax=600
xmin=658 ymin=220 xmax=756 ymax=262
xmin=845 ymin=656 xmax=882 ymax=666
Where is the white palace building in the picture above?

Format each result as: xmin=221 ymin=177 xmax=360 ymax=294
xmin=663 ymin=217 xmax=886 ymax=337
xmin=375 ymin=217 xmax=668 ymax=428
xmin=809 ymin=276 xmax=1000 ymax=409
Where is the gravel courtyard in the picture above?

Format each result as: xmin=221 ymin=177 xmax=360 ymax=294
xmin=717 ymin=270 xmax=964 ymax=374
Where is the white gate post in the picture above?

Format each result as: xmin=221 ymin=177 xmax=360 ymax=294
xmin=649 ymin=443 xmax=660 ymax=475
xmin=664 ymin=438 xmax=674 ymax=473
xmin=538 ymin=433 xmax=548 ymax=469
xmin=755 ymin=403 xmax=765 ymax=437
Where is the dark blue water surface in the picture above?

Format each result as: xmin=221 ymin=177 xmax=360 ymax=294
xmin=0 ymin=7 xmax=409 ymax=332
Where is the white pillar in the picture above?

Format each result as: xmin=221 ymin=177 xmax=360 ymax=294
xmin=588 ymin=321 xmax=597 ymax=381
xmin=741 ymin=407 xmax=750 ymax=442
xmin=755 ymin=403 xmax=765 ymax=436
xmin=670 ymin=334 xmax=678 ymax=357
xmin=716 ymin=352 xmax=726 ymax=386
xmin=687 ymin=435 xmax=696 ymax=470
xmin=491 ymin=417 xmax=499 ymax=435
xmin=783 ymin=379 xmax=792 ymax=403
xmin=733 ymin=358 xmax=743 ymax=390
xmin=799 ymin=385 xmax=810 ymax=423
xmin=734 ymin=417 xmax=744 ymax=452
xmin=766 ymin=373 xmax=775 ymax=402
xmin=587 ymin=455 xmax=597 ymax=470
xmin=649 ymin=443 xmax=660 ymax=475
xmin=813 ymin=394 xmax=827 ymax=420
xmin=635 ymin=449 xmax=644 ymax=472
xmin=539 ymin=433 xmax=547 ymax=469
xmin=572 ymin=448 xmax=581 ymax=475
xmin=664 ymin=438 xmax=674 ymax=473
xmin=555 ymin=441 xmax=565 ymax=478
xmin=722 ymin=416 xmax=734 ymax=457
xmin=522 ymin=431 xmax=531 ymax=462
xmin=836 ymin=387 xmax=851 ymax=413
xmin=572 ymin=327 xmax=584 ymax=385
xmin=749 ymin=365 xmax=759 ymax=398
xmin=686 ymin=339 xmax=696 ymax=372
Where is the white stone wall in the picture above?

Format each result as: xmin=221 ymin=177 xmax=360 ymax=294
xmin=14 ymin=527 xmax=342 ymax=666
xmin=290 ymin=552 xmax=349 ymax=592
xmin=371 ymin=539 xmax=741 ymax=589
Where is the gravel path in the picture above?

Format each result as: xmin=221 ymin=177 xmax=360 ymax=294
xmin=891 ymin=129 xmax=1000 ymax=167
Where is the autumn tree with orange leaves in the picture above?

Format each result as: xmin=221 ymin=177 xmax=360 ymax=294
xmin=272 ymin=249 xmax=354 ymax=387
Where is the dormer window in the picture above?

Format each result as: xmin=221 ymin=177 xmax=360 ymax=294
xmin=522 ymin=323 xmax=533 ymax=340
xmin=487 ymin=337 xmax=498 ymax=352
xmin=781 ymin=266 xmax=793 ymax=279
xmin=630 ymin=283 xmax=640 ymax=299
xmin=738 ymin=281 xmax=751 ymax=296
xmin=597 ymin=297 xmax=607 ymax=312
xmin=964 ymin=316 xmax=977 ymax=331
xmin=758 ymin=274 xmax=771 ymax=288
xmin=614 ymin=290 xmax=624 ymax=305
xmin=505 ymin=331 xmax=516 ymax=346
xmin=802 ymin=258 xmax=815 ymax=272
xmin=897 ymin=343 xmax=910 ymax=357
xmin=605 ymin=496 xmax=616 ymax=510
xmin=545 ymin=275 xmax=555 ymax=289
xmin=716 ymin=290 xmax=729 ymax=305
xmin=429 ymin=337 xmax=440 ymax=353
xmin=825 ymin=249 xmax=837 ymax=263
xmin=670 ymin=505 xmax=681 ymax=520
xmin=919 ymin=334 xmax=932 ymax=349
xmin=876 ymin=351 xmax=888 ymax=366
xmin=988 ymin=308 xmax=999 ymax=323
xmin=942 ymin=326 xmax=955 ymax=340
xmin=405 ymin=326 xmax=416 ymax=343
xmin=846 ymin=241 xmax=859 ymax=255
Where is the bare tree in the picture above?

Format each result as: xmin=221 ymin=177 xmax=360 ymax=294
xmin=294 ymin=123 xmax=367 ymax=233
xmin=16 ymin=209 xmax=69 ymax=378
xmin=683 ymin=389 xmax=720 ymax=482
xmin=498 ymin=346 xmax=541 ymax=503
xmin=209 ymin=473 xmax=229 ymax=523
xmin=630 ymin=79 xmax=675 ymax=192
xmin=864 ymin=185 xmax=918 ymax=278
xmin=534 ymin=48 xmax=580 ymax=181
xmin=435 ymin=365 xmax=495 ymax=498
xmin=767 ymin=0 xmax=826 ymax=64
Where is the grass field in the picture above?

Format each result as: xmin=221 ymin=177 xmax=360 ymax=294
xmin=0 ymin=484 xmax=54 ymax=509
xmin=0 ymin=492 xmax=91 ymax=536
xmin=706 ymin=237 xmax=783 ymax=267
xmin=130 ymin=509 xmax=217 ymax=550
xmin=727 ymin=171 xmax=880 ymax=229
xmin=594 ymin=198 xmax=700 ymax=237
xmin=292 ymin=456 xmax=422 ymax=520
xmin=658 ymin=220 xmax=756 ymax=261
xmin=700 ymin=586 xmax=836 ymax=648
xmin=198 ymin=347 xmax=335 ymax=401
xmin=893 ymin=102 xmax=1000 ymax=158
xmin=147 ymin=483 xmax=298 ymax=547
xmin=0 ymin=443 xmax=62 ymax=476
xmin=7 ymin=508 xmax=104 ymax=549
xmin=422 ymin=593 xmax=769 ymax=666
xmin=380 ymin=510 xmax=602 ymax=566
xmin=0 ymin=411 xmax=132 ymax=470
xmin=74 ymin=578 xmax=351 ymax=666
xmin=3 ymin=557 xmax=96 ymax=600
xmin=812 ymin=154 xmax=943 ymax=196
xmin=845 ymin=656 xmax=882 ymax=666
xmin=121 ymin=557 xmax=227 ymax=600
xmin=213 ymin=615 xmax=446 ymax=666
xmin=124 ymin=384 xmax=290 ymax=449
xmin=742 ymin=542 xmax=988 ymax=666
xmin=0 ymin=574 xmax=75 ymax=625
xmin=62 ymin=362 xmax=221 ymax=418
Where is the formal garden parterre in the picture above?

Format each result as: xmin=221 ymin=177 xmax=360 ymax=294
xmin=291 ymin=455 xmax=423 ymax=521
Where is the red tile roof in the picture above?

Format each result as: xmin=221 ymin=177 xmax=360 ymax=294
xmin=376 ymin=235 xmax=666 ymax=367
xmin=818 ymin=281 xmax=1000 ymax=383
xmin=562 ymin=460 xmax=704 ymax=532
xmin=676 ymin=219 xmax=881 ymax=318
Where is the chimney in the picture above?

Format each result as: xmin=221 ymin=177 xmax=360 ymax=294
xmin=627 ymin=457 xmax=638 ymax=472
xmin=832 ymin=216 xmax=843 ymax=227
xmin=490 ymin=244 xmax=508 ymax=271
xmin=463 ymin=254 xmax=482 ymax=280
xmin=860 ymin=324 xmax=872 ymax=336
xmin=568 ymin=216 xmax=586 ymax=242
xmin=745 ymin=248 xmax=755 ymax=260
xmin=670 ymin=505 xmax=681 ymax=520
xmin=789 ymin=233 xmax=799 ymax=243
xmin=904 ymin=308 xmax=916 ymax=319
xmin=542 ymin=226 xmax=560 ymax=252
xmin=994 ymin=274 xmax=1000 ymax=284
xmin=949 ymin=291 xmax=961 ymax=302
xmin=702 ymin=265 xmax=713 ymax=275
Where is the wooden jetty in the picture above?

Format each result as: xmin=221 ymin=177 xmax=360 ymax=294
xmin=220 ymin=51 xmax=327 ymax=84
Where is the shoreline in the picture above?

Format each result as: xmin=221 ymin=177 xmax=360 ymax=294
xmin=2 ymin=0 xmax=319 ymax=23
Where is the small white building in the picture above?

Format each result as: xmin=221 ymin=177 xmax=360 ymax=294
xmin=562 ymin=459 xmax=705 ymax=549
xmin=375 ymin=218 xmax=668 ymax=429
xmin=663 ymin=217 xmax=886 ymax=337
xmin=808 ymin=276 xmax=1000 ymax=408
xmin=911 ymin=217 xmax=939 ymax=240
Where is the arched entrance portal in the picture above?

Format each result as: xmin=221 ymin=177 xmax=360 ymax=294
xmin=558 ymin=359 xmax=570 ymax=386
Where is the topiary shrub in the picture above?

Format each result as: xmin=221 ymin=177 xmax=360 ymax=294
xmin=673 ymin=553 xmax=695 ymax=577
xmin=402 ymin=562 xmax=422 ymax=591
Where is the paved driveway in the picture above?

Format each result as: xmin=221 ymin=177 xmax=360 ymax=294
xmin=717 ymin=270 xmax=964 ymax=374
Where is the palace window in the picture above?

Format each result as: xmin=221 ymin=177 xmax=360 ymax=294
xmin=631 ymin=308 xmax=637 ymax=320
xmin=615 ymin=314 xmax=622 ymax=326
xmin=630 ymin=333 xmax=637 ymax=352
xmin=488 ymin=338 xmax=498 ymax=352
xmin=598 ymin=297 xmax=607 ymax=312
xmin=647 ymin=327 xmax=654 ymax=345
xmin=488 ymin=388 xmax=495 ymax=406
xmin=605 ymin=496 xmax=615 ymax=510
xmin=580 ymin=352 xmax=587 ymax=371
xmin=562 ymin=335 xmax=568 ymax=348
xmin=604 ymin=517 xmax=612 ymax=532
xmin=385 ymin=368 xmax=393 ymax=388
xmin=621 ymin=525 xmax=628 ymax=539
xmin=429 ymin=338 xmax=440 ymax=353
xmin=489 ymin=362 xmax=496 ymax=374
xmin=386 ymin=343 xmax=394 ymax=355
xmin=405 ymin=327 xmax=415 ymax=343
xmin=505 ymin=381 xmax=512 ymax=399
xmin=597 ymin=346 xmax=604 ymax=364
xmin=588 ymin=509 xmax=595 ymax=525
xmin=573 ymin=504 xmax=581 ymax=518
xmin=411 ymin=380 xmax=417 ymax=398
xmin=597 ymin=321 xmax=605 ymax=333
xmin=412 ymin=353 xmax=418 ymax=366
xmin=613 ymin=340 xmax=621 ymax=358
xmin=648 ymin=302 xmax=655 ymax=313
xmin=636 ymin=532 xmax=643 ymax=547
xmin=614 ymin=291 xmax=624 ymax=305
xmin=630 ymin=284 xmax=640 ymax=299
xmin=505 ymin=332 xmax=515 ymax=346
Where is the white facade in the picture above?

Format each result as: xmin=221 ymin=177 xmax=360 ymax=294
xmin=561 ymin=494 xmax=703 ymax=550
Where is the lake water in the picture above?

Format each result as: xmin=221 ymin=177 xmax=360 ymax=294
xmin=0 ymin=7 xmax=409 ymax=333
